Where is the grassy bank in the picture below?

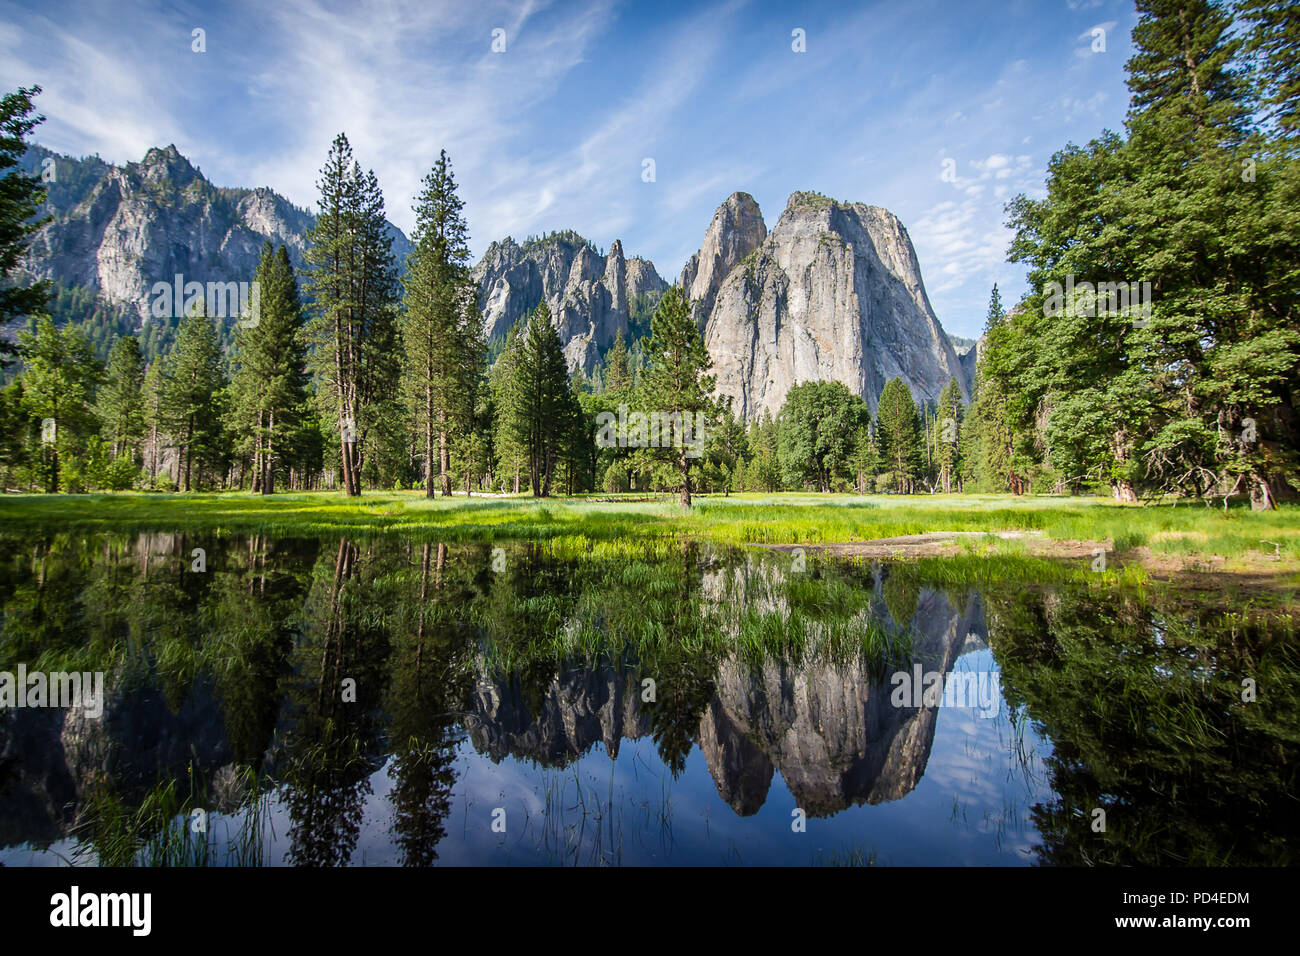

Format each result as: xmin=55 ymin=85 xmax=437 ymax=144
xmin=1 ymin=490 xmax=1298 ymax=572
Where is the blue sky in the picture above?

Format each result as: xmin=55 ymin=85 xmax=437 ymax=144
xmin=0 ymin=0 xmax=1138 ymax=338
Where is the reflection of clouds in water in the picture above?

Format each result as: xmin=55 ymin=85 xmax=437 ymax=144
xmin=920 ymin=665 xmax=1052 ymax=861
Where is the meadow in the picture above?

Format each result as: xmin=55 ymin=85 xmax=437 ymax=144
xmin=1 ymin=490 xmax=1298 ymax=577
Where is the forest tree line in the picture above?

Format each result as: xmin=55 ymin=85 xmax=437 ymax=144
xmin=0 ymin=0 xmax=1296 ymax=507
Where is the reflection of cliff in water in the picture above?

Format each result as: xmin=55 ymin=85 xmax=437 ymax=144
xmin=465 ymin=559 xmax=982 ymax=817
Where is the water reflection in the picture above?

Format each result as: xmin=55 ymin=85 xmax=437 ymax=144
xmin=0 ymin=532 xmax=1294 ymax=865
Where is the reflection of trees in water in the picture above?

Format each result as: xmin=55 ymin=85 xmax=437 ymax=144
xmin=987 ymin=588 xmax=1300 ymax=866
xmin=646 ymin=543 xmax=716 ymax=777
xmin=386 ymin=542 xmax=474 ymax=867
xmin=280 ymin=539 xmax=392 ymax=867
xmin=0 ymin=533 xmax=320 ymax=848
xmin=8 ymin=529 xmax=1295 ymax=867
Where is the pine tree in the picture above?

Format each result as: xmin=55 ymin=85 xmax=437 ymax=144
xmin=401 ymin=150 xmax=481 ymax=497
xmin=491 ymin=322 xmax=528 ymax=493
xmin=517 ymin=303 xmax=570 ymax=496
xmin=160 ymin=306 xmax=226 ymax=491
xmin=1241 ymin=0 xmax=1300 ymax=146
xmin=96 ymin=335 xmax=145 ymax=461
xmin=746 ymin=411 xmax=781 ymax=491
xmin=303 ymin=134 xmax=399 ymax=495
xmin=705 ymin=395 xmax=747 ymax=496
xmin=639 ymin=285 xmax=716 ymax=508
xmin=875 ymin=377 xmax=922 ymax=493
xmin=230 ymin=243 xmax=309 ymax=494
xmin=0 ymin=86 xmax=51 ymax=369
xmin=17 ymin=316 xmax=100 ymax=492
xmin=604 ymin=329 xmax=633 ymax=395
xmin=935 ymin=376 xmax=963 ymax=493
xmin=1127 ymin=0 xmax=1247 ymax=150
xmin=142 ymin=361 xmax=164 ymax=484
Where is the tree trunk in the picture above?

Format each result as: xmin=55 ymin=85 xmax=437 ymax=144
xmin=1111 ymin=479 xmax=1138 ymax=503
xmin=262 ymin=411 xmax=275 ymax=495
xmin=252 ymin=409 xmax=264 ymax=493
xmin=679 ymin=449 xmax=692 ymax=508
xmin=184 ymin=418 xmax=194 ymax=492
xmin=439 ymin=430 xmax=452 ymax=497
xmin=424 ymin=407 xmax=435 ymax=499
xmin=1251 ymin=474 xmax=1276 ymax=511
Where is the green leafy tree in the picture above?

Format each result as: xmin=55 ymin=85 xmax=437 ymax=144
xmin=776 ymin=381 xmax=869 ymax=492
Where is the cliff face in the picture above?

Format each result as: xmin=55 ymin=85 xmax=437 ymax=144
xmin=693 ymin=191 xmax=968 ymax=420
xmin=17 ymin=144 xmax=411 ymax=326
xmin=472 ymin=234 xmax=666 ymax=374
xmin=17 ymin=145 xmax=966 ymax=418
xmin=679 ymin=191 xmax=767 ymax=326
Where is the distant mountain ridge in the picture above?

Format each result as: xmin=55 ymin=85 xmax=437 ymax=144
xmin=472 ymin=231 xmax=667 ymax=374
xmin=16 ymin=144 xmax=969 ymax=417
xmin=16 ymin=143 xmax=412 ymax=327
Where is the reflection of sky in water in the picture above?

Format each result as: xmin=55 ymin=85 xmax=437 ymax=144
xmin=2 ymin=648 xmax=1054 ymax=867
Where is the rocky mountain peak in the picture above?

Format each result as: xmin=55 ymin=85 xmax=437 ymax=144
xmin=472 ymin=230 xmax=667 ymax=373
xmin=680 ymin=191 xmax=767 ymax=324
xmin=700 ymin=190 xmax=968 ymax=421
xmin=19 ymin=144 xmax=410 ymax=328
xmin=136 ymin=144 xmax=201 ymax=188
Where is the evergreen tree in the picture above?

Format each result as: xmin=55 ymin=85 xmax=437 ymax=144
xmin=96 ymin=335 xmax=145 ymax=461
xmin=160 ymin=307 xmax=226 ymax=491
xmin=875 ymin=377 xmax=922 ymax=493
xmin=1241 ymin=0 xmax=1300 ymax=146
xmin=705 ymin=395 xmax=747 ymax=496
xmin=303 ymin=134 xmax=399 ymax=495
xmin=494 ymin=304 xmax=571 ymax=497
xmin=401 ymin=150 xmax=482 ymax=497
xmin=746 ymin=411 xmax=782 ymax=491
xmin=16 ymin=315 xmax=100 ymax=492
xmin=231 ymin=243 xmax=309 ymax=494
xmin=0 ymin=86 xmax=51 ymax=369
xmin=639 ymin=285 xmax=716 ymax=508
xmin=142 ymin=361 xmax=164 ymax=485
xmin=935 ymin=376 xmax=964 ymax=493
xmin=604 ymin=329 xmax=633 ymax=395
xmin=490 ymin=322 xmax=528 ymax=493
xmin=0 ymin=381 xmax=28 ymax=489
xmin=1004 ymin=0 xmax=1299 ymax=506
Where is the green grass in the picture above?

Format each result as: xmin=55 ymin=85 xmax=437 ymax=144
xmin=1 ymin=490 xmax=1298 ymax=569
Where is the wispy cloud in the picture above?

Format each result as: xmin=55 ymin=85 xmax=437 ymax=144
xmin=0 ymin=0 xmax=1139 ymax=338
